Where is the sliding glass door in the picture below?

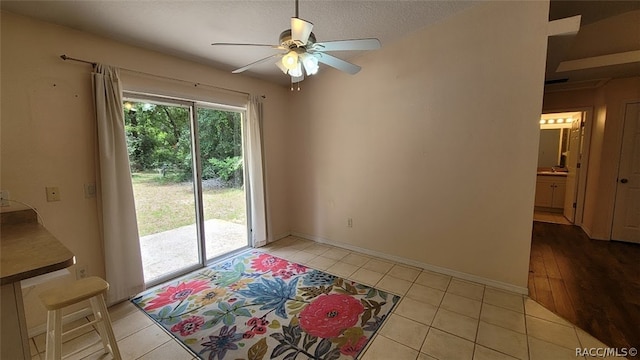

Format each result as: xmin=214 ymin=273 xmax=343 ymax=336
xmin=197 ymin=106 xmax=248 ymax=260
xmin=123 ymin=95 xmax=248 ymax=285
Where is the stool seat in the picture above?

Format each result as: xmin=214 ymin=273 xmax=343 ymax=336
xmin=39 ymin=277 xmax=109 ymax=310
xmin=38 ymin=276 xmax=121 ymax=360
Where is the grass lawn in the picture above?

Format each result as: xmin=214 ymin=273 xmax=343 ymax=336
xmin=132 ymin=172 xmax=246 ymax=236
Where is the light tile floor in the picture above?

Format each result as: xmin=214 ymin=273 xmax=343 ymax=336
xmin=533 ymin=210 xmax=571 ymax=225
xmin=29 ymin=236 xmax=623 ymax=360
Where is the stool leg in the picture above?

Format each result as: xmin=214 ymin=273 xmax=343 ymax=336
xmin=92 ymin=295 xmax=122 ymax=360
xmin=45 ymin=309 xmax=62 ymax=360
xmin=89 ymin=297 xmax=110 ymax=354
xmin=44 ymin=310 xmax=54 ymax=360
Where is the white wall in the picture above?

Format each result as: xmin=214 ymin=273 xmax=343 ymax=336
xmin=0 ymin=11 xmax=291 ymax=330
xmin=288 ymin=1 xmax=550 ymax=291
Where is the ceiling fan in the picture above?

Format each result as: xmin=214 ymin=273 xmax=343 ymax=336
xmin=212 ymin=0 xmax=381 ymax=87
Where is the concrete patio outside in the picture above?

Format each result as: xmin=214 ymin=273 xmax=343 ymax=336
xmin=139 ymin=219 xmax=247 ymax=282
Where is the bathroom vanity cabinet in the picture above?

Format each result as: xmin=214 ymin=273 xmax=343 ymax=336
xmin=535 ymin=174 xmax=567 ymax=209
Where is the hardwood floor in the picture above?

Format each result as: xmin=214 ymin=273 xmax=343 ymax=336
xmin=529 ymin=221 xmax=640 ymax=351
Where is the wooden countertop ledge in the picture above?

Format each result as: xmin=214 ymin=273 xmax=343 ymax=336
xmin=1 ymin=209 xmax=75 ymax=285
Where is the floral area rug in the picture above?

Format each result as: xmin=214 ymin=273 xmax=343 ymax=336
xmin=131 ymin=250 xmax=400 ymax=360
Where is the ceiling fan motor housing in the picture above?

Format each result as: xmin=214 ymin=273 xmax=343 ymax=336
xmin=279 ymin=29 xmax=316 ymax=49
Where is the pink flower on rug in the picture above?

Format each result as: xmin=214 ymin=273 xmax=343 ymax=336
xmin=289 ymin=263 xmax=308 ymax=274
xmin=299 ymin=294 xmax=365 ymax=338
xmin=340 ymin=335 xmax=368 ymax=357
xmin=274 ymin=269 xmax=295 ymax=279
xmin=250 ymin=253 xmax=288 ymax=273
xmin=145 ymin=280 xmax=210 ymax=310
xmin=171 ymin=316 xmax=205 ymax=336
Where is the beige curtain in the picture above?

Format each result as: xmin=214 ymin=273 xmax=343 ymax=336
xmin=93 ymin=64 xmax=144 ymax=303
xmin=247 ymin=96 xmax=267 ymax=247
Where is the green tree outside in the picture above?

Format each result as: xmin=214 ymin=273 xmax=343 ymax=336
xmin=124 ymin=102 xmax=244 ymax=186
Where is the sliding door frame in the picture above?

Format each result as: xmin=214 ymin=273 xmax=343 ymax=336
xmin=195 ymin=101 xmax=253 ymax=264
xmin=124 ymin=92 xmax=251 ymax=287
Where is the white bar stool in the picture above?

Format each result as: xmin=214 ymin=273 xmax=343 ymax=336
xmin=38 ymin=276 xmax=122 ymax=360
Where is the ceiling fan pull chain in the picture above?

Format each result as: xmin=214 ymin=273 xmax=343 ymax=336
xmin=289 ymin=77 xmax=301 ymax=91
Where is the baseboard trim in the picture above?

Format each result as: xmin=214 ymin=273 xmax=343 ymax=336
xmin=27 ymin=308 xmax=93 ymax=338
xmin=580 ymin=224 xmax=593 ymax=238
xmin=269 ymin=232 xmax=291 ymax=244
xmin=291 ymin=231 xmax=529 ymax=295
xmin=580 ymin=224 xmax=609 ymax=240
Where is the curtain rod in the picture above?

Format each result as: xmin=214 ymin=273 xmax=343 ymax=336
xmin=60 ymin=54 xmax=96 ymax=67
xmin=59 ymin=54 xmax=265 ymax=99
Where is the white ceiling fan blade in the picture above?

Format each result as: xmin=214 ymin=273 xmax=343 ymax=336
xmin=315 ymin=53 xmax=361 ymax=75
xmin=313 ymin=38 xmax=381 ymax=52
xmin=212 ymin=42 xmax=285 ymax=50
xmin=232 ymin=53 xmax=284 ymax=74
xmin=291 ymin=17 xmax=313 ymax=45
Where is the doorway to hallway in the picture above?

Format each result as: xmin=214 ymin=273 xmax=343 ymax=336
xmin=534 ymin=110 xmax=590 ymax=226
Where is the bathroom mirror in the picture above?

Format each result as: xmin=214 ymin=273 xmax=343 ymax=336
xmin=538 ymin=128 xmax=569 ymax=168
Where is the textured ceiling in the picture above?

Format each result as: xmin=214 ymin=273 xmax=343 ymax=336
xmin=2 ymin=0 xmax=638 ymax=87
xmin=0 ymin=0 xmax=476 ymax=85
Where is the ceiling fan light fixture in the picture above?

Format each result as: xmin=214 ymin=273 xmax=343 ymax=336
xmin=301 ymin=53 xmax=319 ymax=75
xmin=288 ymin=61 xmax=303 ymax=77
xmin=275 ymin=60 xmax=289 ymax=74
xmin=215 ymin=0 xmax=381 ymax=86
xmin=282 ymin=51 xmax=299 ymax=70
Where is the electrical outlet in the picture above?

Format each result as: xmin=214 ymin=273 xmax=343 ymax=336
xmin=76 ymin=265 xmax=88 ymax=279
xmin=46 ymin=187 xmax=61 ymax=202
xmin=347 ymin=218 xmax=353 ymax=228
xmin=0 ymin=190 xmax=9 ymax=207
